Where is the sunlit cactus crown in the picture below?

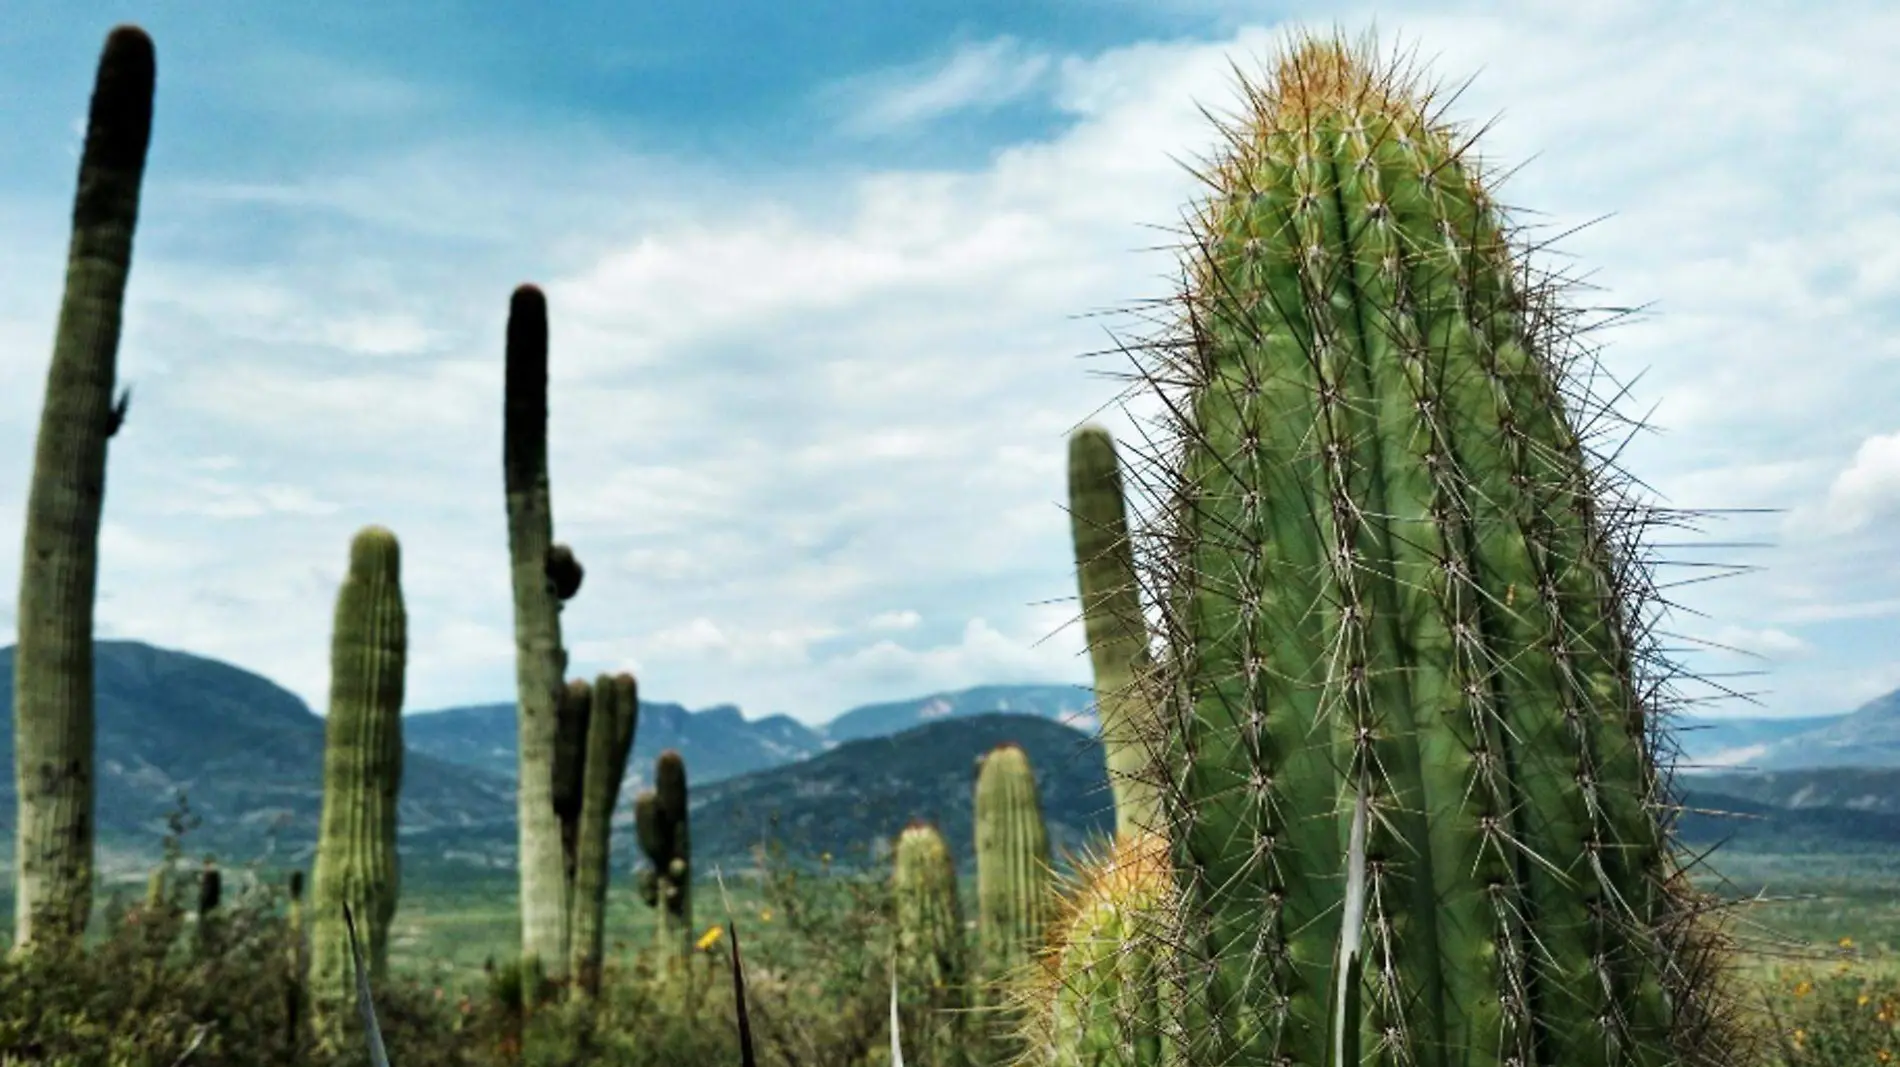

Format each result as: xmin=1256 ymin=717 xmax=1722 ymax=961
xmin=1112 ymin=29 xmax=1744 ymax=1067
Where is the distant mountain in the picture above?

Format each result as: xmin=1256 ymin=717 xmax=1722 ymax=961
xmin=820 ymin=683 xmax=1097 ymax=743
xmin=403 ymin=699 xmax=827 ymax=791
xmin=0 ymin=641 xmax=513 ymax=876
xmin=692 ymin=713 xmax=1114 ymax=872
xmin=403 ymin=682 xmax=1099 ymax=787
xmin=1724 ymin=690 xmax=1900 ymax=770
xmin=1666 ymin=711 xmax=1848 ymax=772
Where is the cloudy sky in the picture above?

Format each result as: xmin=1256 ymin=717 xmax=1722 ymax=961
xmin=0 ymin=0 xmax=1893 ymax=725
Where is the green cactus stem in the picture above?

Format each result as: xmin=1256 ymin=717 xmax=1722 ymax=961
xmin=551 ymin=676 xmax=592 ymax=964
xmin=503 ymin=282 xmax=573 ymax=980
xmin=1133 ymin=31 xmax=1739 ymax=1067
xmin=1067 ymin=425 xmax=1164 ymax=839
xmin=569 ymin=672 xmax=639 ymax=996
xmin=635 ymin=749 xmax=692 ymax=957
xmin=309 ymin=526 xmax=406 ymax=1043
xmin=973 ymin=743 xmax=1052 ymax=1059
xmin=892 ymin=820 xmax=971 ymax=1067
xmin=11 ymin=24 xmax=155 ymax=951
xmin=1017 ymin=832 xmax=1177 ymax=1067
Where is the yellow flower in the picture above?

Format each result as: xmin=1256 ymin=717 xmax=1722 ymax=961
xmin=1879 ymin=1050 xmax=1892 ymax=1064
xmin=1861 ymin=994 xmax=1872 ymax=1006
xmin=759 ymin=908 xmax=774 ymax=923
xmin=1841 ymin=936 xmax=1855 ymax=948
xmin=696 ymin=925 xmax=725 ymax=952
xmin=1795 ymin=981 xmax=1812 ymax=997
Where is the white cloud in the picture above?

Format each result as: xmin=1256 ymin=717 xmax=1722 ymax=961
xmin=1812 ymin=431 xmax=1900 ymax=535
xmin=867 ymin=610 xmax=922 ymax=632
xmin=832 ymin=37 xmax=1055 ymax=134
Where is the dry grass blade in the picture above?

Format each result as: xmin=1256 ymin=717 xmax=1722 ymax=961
xmin=344 ymin=902 xmax=391 ymax=1067
xmin=889 ymin=966 xmax=907 ymax=1067
xmin=728 ymin=919 xmax=758 ymax=1067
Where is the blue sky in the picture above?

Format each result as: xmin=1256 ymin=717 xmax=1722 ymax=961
xmin=0 ymin=0 xmax=1895 ymax=724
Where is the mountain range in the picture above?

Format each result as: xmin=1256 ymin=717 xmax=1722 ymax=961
xmin=1 ymin=639 xmax=1897 ymax=881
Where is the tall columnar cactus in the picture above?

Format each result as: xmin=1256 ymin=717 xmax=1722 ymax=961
xmin=286 ymin=869 xmax=308 ymax=1052
xmin=1131 ymin=32 xmax=1737 ymax=1067
xmin=1017 ymin=832 xmax=1177 ymax=1067
xmin=973 ymin=743 xmax=1052 ymax=1058
xmin=570 ymin=672 xmax=639 ymax=995
xmin=309 ymin=526 xmax=406 ymax=1041
xmin=12 ymin=24 xmax=154 ymax=950
xmin=891 ymin=821 xmax=971 ymax=1067
xmin=635 ymin=749 xmax=692 ymax=957
xmin=504 ymin=283 xmax=584 ymax=980
xmin=1067 ymin=426 xmax=1163 ymax=839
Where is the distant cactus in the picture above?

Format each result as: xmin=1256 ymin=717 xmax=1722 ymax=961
xmin=309 ymin=526 xmax=406 ymax=1042
xmin=892 ymin=821 xmax=971 ymax=1067
xmin=195 ymin=860 xmax=222 ymax=954
xmin=1126 ymin=31 xmax=1741 ymax=1066
xmin=12 ymin=24 xmax=155 ymax=950
xmin=570 ymin=672 xmax=639 ymax=996
xmin=1067 ymin=426 xmax=1163 ymax=839
xmin=551 ymin=676 xmax=593 ymax=963
xmin=1017 ymin=833 xmax=1176 ymax=1067
xmin=286 ymin=869 xmax=308 ymax=1053
xmin=973 ymin=744 xmax=1052 ymax=1059
xmin=503 ymin=283 xmax=573 ymax=979
xmin=635 ymin=749 xmax=692 ymax=957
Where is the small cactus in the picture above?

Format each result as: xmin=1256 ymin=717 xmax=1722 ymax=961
xmin=1017 ymin=833 xmax=1177 ymax=1067
xmin=891 ymin=821 xmax=971 ymax=1067
xmin=973 ymin=744 xmax=1052 ymax=1060
xmin=309 ymin=526 xmax=406 ymax=1043
xmin=635 ymin=749 xmax=692 ymax=957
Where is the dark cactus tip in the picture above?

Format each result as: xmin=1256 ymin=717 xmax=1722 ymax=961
xmin=86 ymin=26 xmax=156 ymax=173
xmin=288 ymin=869 xmax=305 ymax=900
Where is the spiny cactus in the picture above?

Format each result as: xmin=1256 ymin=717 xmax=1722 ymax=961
xmin=892 ymin=821 xmax=971 ymax=1067
xmin=503 ymin=282 xmax=574 ymax=979
xmin=1125 ymin=31 xmax=1741 ymax=1067
xmin=1016 ymin=832 xmax=1177 ymax=1067
xmin=310 ymin=526 xmax=406 ymax=1043
xmin=635 ymin=749 xmax=692 ymax=957
xmin=12 ymin=24 xmax=154 ymax=950
xmin=974 ymin=744 xmax=1052 ymax=1059
xmin=1068 ymin=427 xmax=1164 ymax=840
xmin=570 ymin=672 xmax=639 ymax=996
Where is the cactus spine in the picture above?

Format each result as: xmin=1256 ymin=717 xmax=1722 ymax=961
xmin=569 ymin=672 xmax=639 ymax=995
xmin=891 ymin=821 xmax=971 ymax=1067
xmin=974 ymin=744 xmax=1052 ymax=1058
xmin=1019 ymin=833 xmax=1176 ymax=1067
xmin=503 ymin=284 xmax=580 ymax=979
xmin=635 ymin=748 xmax=692 ymax=957
xmin=309 ymin=526 xmax=406 ymax=1041
xmin=1067 ymin=426 xmax=1163 ymax=839
xmin=11 ymin=24 xmax=154 ymax=950
xmin=1135 ymin=32 xmax=1732 ymax=1066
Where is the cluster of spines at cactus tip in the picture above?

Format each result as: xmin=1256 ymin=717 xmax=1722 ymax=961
xmin=1012 ymin=832 xmax=1176 ymax=1067
xmin=1098 ymin=29 xmax=1738 ymax=1067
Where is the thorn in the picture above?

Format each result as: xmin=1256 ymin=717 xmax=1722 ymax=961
xmin=106 ymin=385 xmax=131 ymax=437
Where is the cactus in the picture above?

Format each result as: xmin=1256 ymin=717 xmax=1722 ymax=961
xmin=635 ymin=749 xmax=692 ymax=957
xmin=570 ymin=672 xmax=639 ymax=995
xmin=1017 ymin=832 xmax=1176 ymax=1067
xmin=503 ymin=283 xmax=574 ymax=979
xmin=973 ymin=744 xmax=1052 ymax=1059
xmin=1125 ymin=31 xmax=1738 ymax=1067
xmin=195 ymin=860 xmax=222 ymax=954
xmin=551 ymin=676 xmax=592 ymax=964
xmin=891 ymin=821 xmax=971 ymax=1067
xmin=11 ymin=24 xmax=154 ymax=950
xmin=286 ymin=869 xmax=308 ymax=1053
xmin=1068 ymin=427 xmax=1164 ymax=840
xmin=309 ymin=526 xmax=406 ymax=1042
